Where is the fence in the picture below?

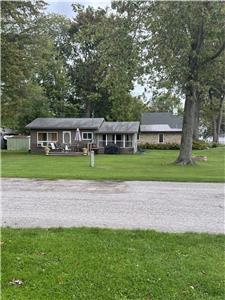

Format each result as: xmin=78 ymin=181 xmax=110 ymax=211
xmin=7 ymin=136 xmax=30 ymax=151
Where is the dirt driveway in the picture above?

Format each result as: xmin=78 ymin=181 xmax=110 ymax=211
xmin=1 ymin=178 xmax=224 ymax=234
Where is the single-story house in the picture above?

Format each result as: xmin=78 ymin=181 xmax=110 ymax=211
xmin=26 ymin=118 xmax=140 ymax=154
xmin=139 ymin=112 xmax=183 ymax=144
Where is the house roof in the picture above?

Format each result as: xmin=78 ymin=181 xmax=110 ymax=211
xmin=0 ymin=127 xmax=17 ymax=135
xmin=141 ymin=112 xmax=183 ymax=129
xmin=26 ymin=118 xmax=105 ymax=130
xmin=98 ymin=122 xmax=140 ymax=134
xmin=140 ymin=124 xmax=182 ymax=132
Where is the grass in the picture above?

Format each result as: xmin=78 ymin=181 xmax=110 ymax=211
xmin=1 ymin=147 xmax=224 ymax=182
xmin=1 ymin=227 xmax=224 ymax=300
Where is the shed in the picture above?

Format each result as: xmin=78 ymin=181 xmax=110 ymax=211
xmin=7 ymin=136 xmax=30 ymax=151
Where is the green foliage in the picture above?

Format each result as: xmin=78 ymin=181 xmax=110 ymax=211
xmin=139 ymin=143 xmax=180 ymax=150
xmin=149 ymin=92 xmax=183 ymax=115
xmin=192 ymin=140 xmax=210 ymax=150
xmin=67 ymin=4 xmax=141 ymax=120
xmin=114 ymin=1 xmax=225 ymax=163
xmin=211 ymin=142 xmax=220 ymax=148
xmin=1 ymin=1 xmax=48 ymax=129
xmin=139 ymin=140 xmax=211 ymax=150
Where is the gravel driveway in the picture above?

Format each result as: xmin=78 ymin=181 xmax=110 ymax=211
xmin=1 ymin=178 xmax=224 ymax=234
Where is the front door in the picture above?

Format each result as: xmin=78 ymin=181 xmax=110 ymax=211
xmin=63 ymin=131 xmax=71 ymax=144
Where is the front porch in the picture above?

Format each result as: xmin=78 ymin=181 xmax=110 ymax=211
xmin=96 ymin=133 xmax=137 ymax=153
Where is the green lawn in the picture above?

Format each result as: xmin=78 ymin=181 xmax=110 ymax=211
xmin=1 ymin=147 xmax=224 ymax=182
xmin=2 ymin=228 xmax=224 ymax=300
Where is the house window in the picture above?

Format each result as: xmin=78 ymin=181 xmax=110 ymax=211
xmin=82 ymin=132 xmax=93 ymax=140
xmin=159 ymin=133 xmax=164 ymax=143
xmin=37 ymin=132 xmax=58 ymax=146
xmin=116 ymin=134 xmax=122 ymax=141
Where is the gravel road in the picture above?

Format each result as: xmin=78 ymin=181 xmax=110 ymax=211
xmin=1 ymin=178 xmax=224 ymax=233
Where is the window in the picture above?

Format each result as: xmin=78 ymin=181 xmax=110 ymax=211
xmin=116 ymin=134 xmax=122 ymax=141
xmin=159 ymin=133 xmax=164 ymax=143
xmin=82 ymin=132 xmax=93 ymax=140
xmin=37 ymin=132 xmax=58 ymax=146
xmin=126 ymin=134 xmax=130 ymax=141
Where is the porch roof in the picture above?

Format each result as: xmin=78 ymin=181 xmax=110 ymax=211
xmin=98 ymin=122 xmax=140 ymax=134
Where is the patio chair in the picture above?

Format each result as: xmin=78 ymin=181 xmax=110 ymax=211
xmin=50 ymin=142 xmax=56 ymax=150
xmin=64 ymin=144 xmax=71 ymax=152
xmin=50 ymin=142 xmax=62 ymax=152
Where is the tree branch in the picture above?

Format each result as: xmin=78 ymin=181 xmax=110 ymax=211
xmin=196 ymin=16 xmax=204 ymax=54
xmin=201 ymin=40 xmax=225 ymax=66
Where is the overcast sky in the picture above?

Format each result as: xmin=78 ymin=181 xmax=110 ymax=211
xmin=46 ymin=0 xmax=111 ymax=18
xmin=46 ymin=0 xmax=147 ymax=98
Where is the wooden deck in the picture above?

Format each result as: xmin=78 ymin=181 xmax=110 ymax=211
xmin=48 ymin=151 xmax=84 ymax=156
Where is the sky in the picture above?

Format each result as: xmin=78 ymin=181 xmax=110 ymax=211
xmin=46 ymin=0 xmax=111 ymax=18
xmin=46 ymin=0 xmax=146 ymax=98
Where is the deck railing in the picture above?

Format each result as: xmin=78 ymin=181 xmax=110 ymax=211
xmin=98 ymin=140 xmax=132 ymax=148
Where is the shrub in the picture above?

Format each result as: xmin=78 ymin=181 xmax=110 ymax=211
xmin=138 ymin=143 xmax=180 ymax=150
xmin=139 ymin=140 xmax=211 ymax=151
xmin=192 ymin=140 xmax=210 ymax=150
xmin=211 ymin=142 xmax=219 ymax=148
xmin=104 ymin=143 xmax=120 ymax=154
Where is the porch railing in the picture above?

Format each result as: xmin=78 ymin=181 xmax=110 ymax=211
xmin=98 ymin=140 xmax=133 ymax=148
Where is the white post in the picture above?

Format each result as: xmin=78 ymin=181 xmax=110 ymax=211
xmin=105 ymin=134 xmax=108 ymax=146
xmin=114 ymin=134 xmax=116 ymax=144
xmin=123 ymin=134 xmax=126 ymax=148
xmin=90 ymin=150 xmax=95 ymax=167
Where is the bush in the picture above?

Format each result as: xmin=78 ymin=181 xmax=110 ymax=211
xmin=192 ymin=140 xmax=210 ymax=150
xmin=138 ymin=143 xmax=180 ymax=150
xmin=104 ymin=143 xmax=120 ymax=154
xmin=211 ymin=142 xmax=219 ymax=148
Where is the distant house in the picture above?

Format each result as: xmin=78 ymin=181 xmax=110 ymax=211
xmin=26 ymin=118 xmax=140 ymax=154
xmin=0 ymin=127 xmax=18 ymax=149
xmin=139 ymin=112 xmax=183 ymax=144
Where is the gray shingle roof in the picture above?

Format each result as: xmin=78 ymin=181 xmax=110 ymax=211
xmin=140 ymin=125 xmax=182 ymax=132
xmin=141 ymin=112 xmax=183 ymax=129
xmin=98 ymin=122 xmax=140 ymax=133
xmin=26 ymin=118 xmax=105 ymax=129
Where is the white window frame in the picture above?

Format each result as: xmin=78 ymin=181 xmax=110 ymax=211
xmin=63 ymin=131 xmax=71 ymax=144
xmin=82 ymin=132 xmax=93 ymax=141
xmin=37 ymin=131 xmax=58 ymax=147
xmin=158 ymin=133 xmax=164 ymax=143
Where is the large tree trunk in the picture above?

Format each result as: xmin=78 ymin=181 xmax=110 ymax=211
xmin=176 ymin=89 xmax=196 ymax=165
xmin=213 ymin=95 xmax=224 ymax=142
xmin=193 ymin=99 xmax=201 ymax=140
xmin=85 ymin=101 xmax=91 ymax=117
xmin=212 ymin=115 xmax=218 ymax=142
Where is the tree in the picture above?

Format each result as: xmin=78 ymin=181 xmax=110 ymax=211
xmin=66 ymin=4 xmax=141 ymax=120
xmin=199 ymin=52 xmax=225 ymax=142
xmin=34 ymin=14 xmax=78 ymax=118
xmin=114 ymin=1 xmax=225 ymax=164
xmin=1 ymin=2 xmax=77 ymax=129
xmin=149 ymin=92 xmax=183 ymax=115
xmin=1 ymin=0 xmax=48 ymax=128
